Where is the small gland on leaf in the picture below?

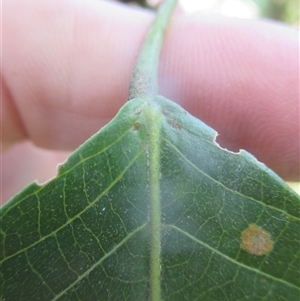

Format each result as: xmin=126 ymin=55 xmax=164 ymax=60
xmin=240 ymin=224 xmax=273 ymax=256
xmin=132 ymin=121 xmax=141 ymax=130
xmin=134 ymin=107 xmax=142 ymax=115
xmin=162 ymin=107 xmax=171 ymax=115
xmin=167 ymin=119 xmax=181 ymax=130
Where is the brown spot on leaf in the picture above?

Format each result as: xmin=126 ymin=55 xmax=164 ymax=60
xmin=240 ymin=224 xmax=273 ymax=256
xmin=132 ymin=121 xmax=140 ymax=130
xmin=167 ymin=119 xmax=181 ymax=130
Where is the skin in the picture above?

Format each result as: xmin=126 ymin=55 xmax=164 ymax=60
xmin=1 ymin=0 xmax=299 ymax=204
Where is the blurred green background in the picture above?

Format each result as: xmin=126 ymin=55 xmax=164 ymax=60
xmin=121 ymin=0 xmax=299 ymax=25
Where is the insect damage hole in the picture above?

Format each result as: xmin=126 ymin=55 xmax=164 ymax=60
xmin=240 ymin=224 xmax=273 ymax=256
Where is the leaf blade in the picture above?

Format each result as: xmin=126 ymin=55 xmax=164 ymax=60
xmin=2 ymin=96 xmax=299 ymax=300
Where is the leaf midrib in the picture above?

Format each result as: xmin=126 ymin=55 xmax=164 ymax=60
xmin=146 ymin=103 xmax=163 ymax=301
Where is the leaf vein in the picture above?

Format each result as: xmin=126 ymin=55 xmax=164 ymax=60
xmin=164 ymin=139 xmax=299 ymax=221
xmin=168 ymin=224 xmax=299 ymax=290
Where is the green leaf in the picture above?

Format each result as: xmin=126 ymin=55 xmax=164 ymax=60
xmin=1 ymin=0 xmax=299 ymax=300
xmin=1 ymin=95 xmax=300 ymax=300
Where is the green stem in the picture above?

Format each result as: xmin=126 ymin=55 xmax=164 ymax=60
xmin=128 ymin=0 xmax=178 ymax=101
xmin=128 ymin=1 xmax=178 ymax=299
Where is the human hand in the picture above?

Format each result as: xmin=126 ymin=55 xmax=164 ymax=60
xmin=2 ymin=0 xmax=299 ymax=204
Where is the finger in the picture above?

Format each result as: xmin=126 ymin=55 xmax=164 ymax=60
xmin=2 ymin=0 xmax=299 ymax=180
xmin=160 ymin=15 xmax=299 ymax=181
